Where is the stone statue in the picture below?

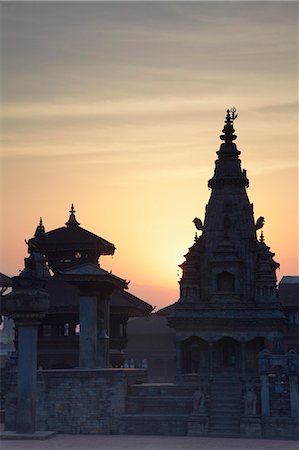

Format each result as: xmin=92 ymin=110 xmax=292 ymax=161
xmin=255 ymin=216 xmax=265 ymax=230
xmin=193 ymin=218 xmax=203 ymax=231
xmin=22 ymin=250 xmax=50 ymax=280
xmin=193 ymin=386 xmax=206 ymax=415
xmin=244 ymin=384 xmax=257 ymax=416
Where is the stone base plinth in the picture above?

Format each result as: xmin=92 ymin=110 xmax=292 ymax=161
xmin=187 ymin=414 xmax=209 ymax=436
xmin=240 ymin=416 xmax=262 ymax=437
xmin=262 ymin=417 xmax=299 ymax=439
xmin=0 ymin=431 xmax=56 ymax=440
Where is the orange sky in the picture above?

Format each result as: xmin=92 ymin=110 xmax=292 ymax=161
xmin=1 ymin=2 xmax=298 ymax=309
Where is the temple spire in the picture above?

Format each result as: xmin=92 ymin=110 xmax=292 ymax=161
xmin=220 ymin=108 xmax=237 ymax=143
xmin=208 ymin=107 xmax=248 ymax=189
xmin=65 ymin=203 xmax=80 ymax=227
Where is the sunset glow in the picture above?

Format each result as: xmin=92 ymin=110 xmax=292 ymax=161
xmin=1 ymin=2 xmax=298 ymax=309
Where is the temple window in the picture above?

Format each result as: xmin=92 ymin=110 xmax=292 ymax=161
xmin=262 ymin=286 xmax=268 ymax=296
xmin=193 ymin=287 xmax=197 ymax=297
xmin=75 ymin=324 xmax=80 ymax=335
xmin=186 ymin=287 xmax=191 ymax=297
xmin=217 ymin=271 xmax=235 ymax=291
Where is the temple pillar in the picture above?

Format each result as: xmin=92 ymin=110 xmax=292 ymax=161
xmin=2 ymin=251 xmax=52 ymax=437
xmin=260 ymin=374 xmax=270 ymax=417
xmin=175 ymin=341 xmax=183 ymax=374
xmin=209 ymin=342 xmax=214 ymax=375
xmin=97 ymin=297 xmax=110 ymax=367
xmin=289 ymin=375 xmax=299 ymax=418
xmin=79 ymin=295 xmax=98 ymax=368
xmin=15 ymin=320 xmax=39 ymax=433
xmin=241 ymin=341 xmax=246 ymax=376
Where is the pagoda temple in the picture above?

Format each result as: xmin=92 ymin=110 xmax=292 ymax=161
xmin=25 ymin=205 xmax=152 ymax=369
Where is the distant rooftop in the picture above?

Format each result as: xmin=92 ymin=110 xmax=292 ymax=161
xmin=279 ymin=276 xmax=299 ymax=285
xmin=0 ymin=273 xmax=12 ymax=288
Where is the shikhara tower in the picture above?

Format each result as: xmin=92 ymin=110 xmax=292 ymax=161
xmin=170 ymin=109 xmax=285 ymax=376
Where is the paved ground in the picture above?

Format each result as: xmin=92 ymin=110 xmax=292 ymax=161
xmin=1 ymin=435 xmax=298 ymax=450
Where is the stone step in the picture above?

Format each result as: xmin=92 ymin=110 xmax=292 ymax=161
xmin=128 ymin=383 xmax=196 ymax=397
xmin=209 ymin=420 xmax=240 ymax=428
xmin=212 ymin=385 xmax=241 ymax=391
xmin=126 ymin=396 xmax=193 ymax=414
xmin=210 ymin=424 xmax=239 ymax=430
xmin=209 ymin=431 xmax=240 ymax=438
xmin=210 ymin=401 xmax=240 ymax=409
xmin=210 ymin=417 xmax=240 ymax=424
xmin=210 ymin=410 xmax=240 ymax=417
xmin=212 ymin=392 xmax=240 ymax=397
xmin=121 ymin=414 xmax=188 ymax=436
xmin=209 ymin=376 xmax=241 ymax=437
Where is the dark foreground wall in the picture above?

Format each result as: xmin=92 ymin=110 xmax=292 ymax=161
xmin=5 ymin=368 xmax=147 ymax=434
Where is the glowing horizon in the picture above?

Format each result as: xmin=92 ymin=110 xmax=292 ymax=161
xmin=1 ymin=2 xmax=298 ymax=309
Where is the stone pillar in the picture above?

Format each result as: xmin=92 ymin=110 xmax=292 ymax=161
xmin=175 ymin=341 xmax=183 ymax=374
xmin=104 ymin=297 xmax=110 ymax=366
xmin=15 ymin=320 xmax=39 ymax=433
xmin=289 ymin=375 xmax=299 ymax=418
xmin=260 ymin=374 xmax=270 ymax=417
xmin=241 ymin=342 xmax=246 ymax=376
xmin=79 ymin=295 xmax=98 ymax=368
xmin=97 ymin=297 xmax=109 ymax=368
xmin=209 ymin=342 xmax=214 ymax=375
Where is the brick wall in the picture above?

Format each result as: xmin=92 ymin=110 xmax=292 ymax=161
xmin=5 ymin=368 xmax=147 ymax=434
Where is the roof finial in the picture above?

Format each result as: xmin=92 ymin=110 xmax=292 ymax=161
xmin=220 ymin=107 xmax=237 ymax=143
xmin=259 ymin=231 xmax=265 ymax=243
xmin=65 ymin=203 xmax=80 ymax=227
xmin=34 ymin=217 xmax=45 ymax=237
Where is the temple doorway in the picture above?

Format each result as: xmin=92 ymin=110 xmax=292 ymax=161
xmin=214 ymin=337 xmax=240 ymax=373
xmin=182 ymin=337 xmax=209 ymax=374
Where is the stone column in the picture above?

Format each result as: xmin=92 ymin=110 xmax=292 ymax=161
xmin=97 ymin=297 xmax=109 ymax=368
xmin=175 ymin=341 xmax=183 ymax=374
xmin=289 ymin=375 xmax=299 ymax=418
xmin=241 ymin=342 xmax=246 ymax=376
xmin=260 ymin=374 xmax=270 ymax=417
xmin=15 ymin=319 xmax=39 ymax=433
xmin=79 ymin=295 xmax=98 ymax=368
xmin=2 ymin=251 xmax=53 ymax=437
xmin=209 ymin=342 xmax=214 ymax=375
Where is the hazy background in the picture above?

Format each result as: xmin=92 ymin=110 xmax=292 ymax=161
xmin=1 ymin=2 xmax=298 ymax=309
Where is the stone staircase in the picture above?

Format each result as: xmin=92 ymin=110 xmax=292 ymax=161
xmin=209 ymin=375 xmax=241 ymax=437
xmin=120 ymin=376 xmax=242 ymax=436
xmin=121 ymin=383 xmax=194 ymax=435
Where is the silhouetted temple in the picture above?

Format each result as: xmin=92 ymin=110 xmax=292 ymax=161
xmin=26 ymin=206 xmax=152 ymax=369
xmin=170 ymin=109 xmax=285 ymax=377
xmin=1 ymin=110 xmax=298 ymax=439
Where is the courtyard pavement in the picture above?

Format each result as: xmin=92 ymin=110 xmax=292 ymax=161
xmin=0 ymin=434 xmax=298 ymax=450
